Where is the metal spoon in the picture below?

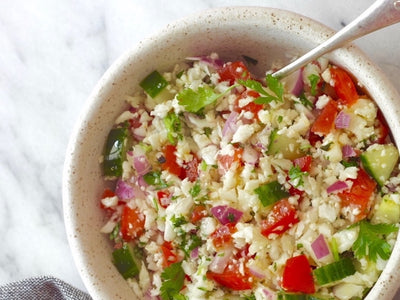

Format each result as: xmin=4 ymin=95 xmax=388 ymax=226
xmin=272 ymin=0 xmax=400 ymax=78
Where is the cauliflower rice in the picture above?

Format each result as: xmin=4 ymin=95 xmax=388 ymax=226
xmin=100 ymin=53 xmax=400 ymax=300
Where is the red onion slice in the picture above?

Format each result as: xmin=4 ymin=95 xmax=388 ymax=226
xmin=115 ymin=179 xmax=135 ymax=200
xmin=210 ymin=205 xmax=243 ymax=225
xmin=242 ymin=146 xmax=259 ymax=165
xmin=335 ymin=111 xmax=351 ymax=129
xmin=248 ymin=265 xmax=265 ymax=279
xmin=327 ymin=180 xmax=348 ymax=194
xmin=342 ymin=145 xmax=357 ymax=158
xmin=209 ymin=246 xmax=233 ymax=274
xmin=133 ymin=155 xmax=152 ymax=176
xmin=222 ymin=111 xmax=239 ymax=137
xmin=311 ymin=234 xmax=331 ymax=259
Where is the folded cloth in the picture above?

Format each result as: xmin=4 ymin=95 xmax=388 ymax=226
xmin=0 ymin=276 xmax=92 ymax=300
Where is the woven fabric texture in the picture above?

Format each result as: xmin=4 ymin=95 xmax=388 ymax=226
xmin=0 ymin=276 xmax=92 ymax=300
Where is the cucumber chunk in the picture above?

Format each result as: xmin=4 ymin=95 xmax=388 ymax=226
xmin=254 ymin=180 xmax=290 ymax=207
xmin=360 ymin=143 xmax=399 ymax=186
xmin=103 ymin=127 xmax=128 ymax=177
xmin=112 ymin=243 xmax=141 ymax=279
xmin=372 ymin=194 xmax=400 ymax=224
xmin=140 ymin=70 xmax=168 ymax=98
xmin=313 ymin=257 xmax=356 ymax=286
xmin=267 ymin=130 xmax=305 ymax=160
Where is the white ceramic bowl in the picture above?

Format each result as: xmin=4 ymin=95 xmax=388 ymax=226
xmin=63 ymin=6 xmax=400 ymax=300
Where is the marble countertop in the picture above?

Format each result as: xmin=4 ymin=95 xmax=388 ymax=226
xmin=1 ymin=0 xmax=400 ymax=297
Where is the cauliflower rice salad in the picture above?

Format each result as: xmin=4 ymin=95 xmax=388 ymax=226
xmin=99 ymin=53 xmax=400 ymax=300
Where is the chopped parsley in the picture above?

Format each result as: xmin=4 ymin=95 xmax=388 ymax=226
xmin=190 ymin=182 xmax=201 ymax=197
xmin=308 ymin=74 xmax=320 ymax=96
xmin=180 ymin=232 xmax=203 ymax=257
xmin=160 ymin=262 xmax=185 ymax=300
xmin=352 ymin=220 xmax=398 ymax=262
xmin=177 ymin=86 xmax=222 ymax=113
xmin=227 ymin=212 xmax=235 ymax=223
xmin=143 ymin=171 xmax=168 ymax=189
xmin=321 ymin=142 xmax=333 ymax=151
xmin=171 ymin=214 xmax=187 ymax=227
xmin=298 ymin=92 xmax=313 ymax=109
xmin=203 ymin=127 xmax=212 ymax=137
xmin=109 ymin=223 xmax=120 ymax=241
xmin=164 ymin=111 xmax=182 ymax=144
xmin=239 ymin=74 xmax=283 ymax=104
xmin=288 ymin=165 xmax=307 ymax=187
xmin=341 ymin=158 xmax=359 ymax=168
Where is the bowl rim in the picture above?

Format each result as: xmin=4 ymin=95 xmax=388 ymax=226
xmin=63 ymin=5 xmax=400 ymax=300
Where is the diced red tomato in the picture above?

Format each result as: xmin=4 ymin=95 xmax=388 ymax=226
xmin=161 ymin=144 xmax=199 ymax=182
xmin=211 ymin=223 xmax=237 ymax=249
xmin=102 ymin=188 xmax=115 ymax=198
xmin=329 ymin=66 xmax=359 ymax=107
xmin=161 ymin=241 xmax=179 ymax=267
xmin=184 ymin=153 xmax=200 ymax=182
xmin=234 ymin=90 xmax=264 ymax=121
xmin=157 ymin=190 xmax=171 ymax=208
xmin=307 ymin=130 xmax=323 ymax=147
xmin=100 ymin=188 xmax=120 ymax=214
xmin=190 ymin=204 xmax=208 ymax=223
xmin=260 ymin=199 xmax=299 ymax=238
xmin=162 ymin=144 xmax=185 ymax=179
xmin=218 ymin=61 xmax=251 ymax=85
xmin=281 ymin=254 xmax=315 ymax=294
xmin=207 ymin=258 xmax=253 ymax=290
xmin=120 ymin=206 xmax=145 ymax=241
xmin=338 ymin=168 xmax=377 ymax=221
xmin=218 ymin=147 xmax=244 ymax=174
xmin=375 ymin=110 xmax=389 ymax=144
xmin=310 ymin=99 xmax=338 ymax=136
xmin=293 ymin=155 xmax=312 ymax=172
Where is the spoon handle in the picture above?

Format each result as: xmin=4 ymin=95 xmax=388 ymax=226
xmin=272 ymin=0 xmax=400 ymax=78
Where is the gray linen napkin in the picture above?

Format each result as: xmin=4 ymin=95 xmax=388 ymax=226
xmin=0 ymin=276 xmax=92 ymax=300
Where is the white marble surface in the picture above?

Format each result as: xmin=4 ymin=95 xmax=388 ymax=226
xmin=1 ymin=0 xmax=400 ymax=297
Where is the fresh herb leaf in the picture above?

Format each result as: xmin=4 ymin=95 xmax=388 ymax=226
xmin=143 ymin=171 xmax=168 ymax=189
xmin=321 ymin=142 xmax=333 ymax=151
xmin=352 ymin=220 xmax=398 ymax=262
xmin=177 ymin=86 xmax=221 ymax=113
xmin=238 ymin=79 xmax=269 ymax=96
xmin=190 ymin=182 xmax=201 ymax=197
xmin=180 ymin=233 xmax=202 ymax=257
xmin=172 ymin=294 xmax=188 ymax=300
xmin=109 ymin=223 xmax=120 ymax=241
xmin=242 ymin=294 xmax=256 ymax=300
xmin=160 ymin=262 xmax=185 ymax=300
xmin=288 ymin=165 xmax=307 ymax=187
xmin=171 ymin=214 xmax=187 ymax=227
xmin=266 ymin=74 xmax=284 ymax=102
xmin=308 ymin=74 xmax=320 ymax=96
xmin=204 ymin=127 xmax=212 ymax=137
xmin=238 ymin=76 xmax=283 ymax=104
xmin=227 ymin=212 xmax=235 ymax=223
xmin=164 ymin=112 xmax=182 ymax=145
xmin=298 ymin=92 xmax=313 ymax=109
xmin=340 ymin=158 xmax=359 ymax=168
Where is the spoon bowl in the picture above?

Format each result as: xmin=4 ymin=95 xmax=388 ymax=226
xmin=273 ymin=0 xmax=400 ymax=78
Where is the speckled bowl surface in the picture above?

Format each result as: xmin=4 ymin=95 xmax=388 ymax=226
xmin=63 ymin=6 xmax=400 ymax=300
